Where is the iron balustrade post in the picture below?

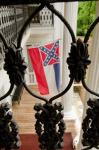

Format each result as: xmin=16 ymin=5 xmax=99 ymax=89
xmin=0 ymin=1 xmax=99 ymax=150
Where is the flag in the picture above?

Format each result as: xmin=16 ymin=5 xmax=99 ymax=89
xmin=39 ymin=40 xmax=60 ymax=91
xmin=28 ymin=47 xmax=49 ymax=95
xmin=53 ymin=63 xmax=60 ymax=92
xmin=28 ymin=40 xmax=60 ymax=95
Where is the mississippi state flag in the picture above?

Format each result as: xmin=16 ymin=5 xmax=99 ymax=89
xmin=28 ymin=40 xmax=60 ymax=95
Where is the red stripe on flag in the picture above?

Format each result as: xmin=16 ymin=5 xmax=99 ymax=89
xmin=28 ymin=48 xmax=49 ymax=95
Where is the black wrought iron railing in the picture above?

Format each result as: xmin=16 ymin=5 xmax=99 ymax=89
xmin=0 ymin=0 xmax=97 ymax=5
xmin=0 ymin=0 xmax=99 ymax=150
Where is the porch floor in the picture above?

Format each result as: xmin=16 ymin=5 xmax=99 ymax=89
xmin=12 ymin=85 xmax=83 ymax=142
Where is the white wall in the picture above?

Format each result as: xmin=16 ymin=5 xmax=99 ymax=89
xmin=0 ymin=69 xmax=11 ymax=105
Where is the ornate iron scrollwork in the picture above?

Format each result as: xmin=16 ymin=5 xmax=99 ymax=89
xmin=82 ymin=99 xmax=99 ymax=150
xmin=4 ymin=46 xmax=27 ymax=86
xmin=0 ymin=1 xmax=99 ymax=150
xmin=67 ymin=38 xmax=91 ymax=82
xmin=0 ymin=103 xmax=21 ymax=150
xmin=34 ymin=102 xmax=65 ymax=150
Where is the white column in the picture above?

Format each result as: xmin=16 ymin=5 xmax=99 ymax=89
xmin=62 ymin=2 xmax=78 ymax=119
xmin=53 ymin=3 xmax=64 ymax=99
xmin=90 ymin=1 xmax=99 ymax=94
xmin=78 ymin=2 xmax=99 ymax=149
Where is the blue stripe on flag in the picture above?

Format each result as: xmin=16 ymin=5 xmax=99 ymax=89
xmin=53 ymin=63 xmax=60 ymax=92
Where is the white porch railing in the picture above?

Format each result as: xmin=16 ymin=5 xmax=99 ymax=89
xmin=28 ymin=6 xmax=53 ymax=26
